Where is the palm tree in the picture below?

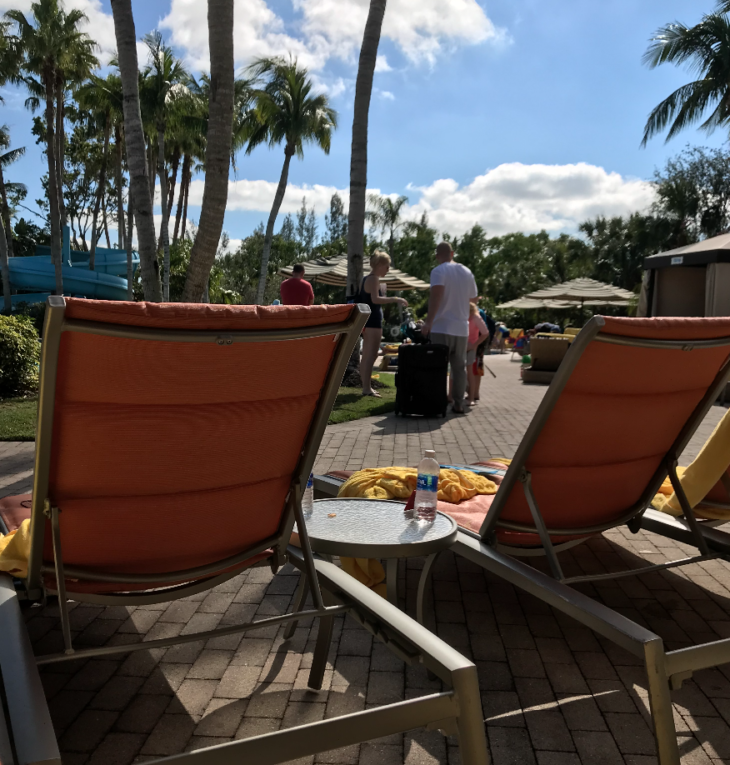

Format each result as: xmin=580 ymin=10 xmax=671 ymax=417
xmin=346 ymin=0 xmax=387 ymax=299
xmin=141 ymin=32 xmax=190 ymax=301
xmin=367 ymin=193 xmax=408 ymax=263
xmin=0 ymin=22 xmax=21 ymax=312
xmin=109 ymin=0 xmax=161 ymax=301
xmin=642 ymin=10 xmax=730 ymax=145
xmin=76 ymin=74 xmax=120 ymax=270
xmin=7 ymin=0 xmax=98 ymax=295
xmin=182 ymin=0 xmax=235 ymax=302
xmin=244 ymin=57 xmax=337 ymax=304
xmin=0 ymin=126 xmax=26 ymax=260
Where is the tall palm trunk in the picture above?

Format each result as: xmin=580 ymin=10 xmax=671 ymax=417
xmin=0 ymin=164 xmax=14 ymax=258
xmin=44 ymin=72 xmax=63 ymax=295
xmin=110 ymin=0 xmax=162 ymax=301
xmin=89 ymin=115 xmax=111 ymax=271
xmin=167 ymin=146 xmax=180 ymax=214
xmin=255 ymin=146 xmax=293 ymax=304
xmin=182 ymin=0 xmax=234 ymax=302
xmin=0 ymin=217 xmax=10 ymax=312
xmin=181 ymin=166 xmax=190 ymax=240
xmin=157 ymin=125 xmax=171 ymax=301
xmin=346 ymin=0 xmax=387 ymax=299
xmin=115 ymin=124 xmax=124 ymax=249
xmin=173 ymin=153 xmax=189 ymax=244
xmin=56 ymin=80 xmax=66 ymax=231
xmin=102 ymin=193 xmax=111 ymax=248
xmin=146 ymin=136 xmax=155 ymax=203
xmin=126 ymin=188 xmax=134 ymax=300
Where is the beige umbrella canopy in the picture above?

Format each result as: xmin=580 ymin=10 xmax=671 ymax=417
xmin=497 ymin=298 xmax=577 ymax=310
xmin=524 ymin=278 xmax=634 ymax=304
xmin=279 ymin=255 xmax=430 ymax=291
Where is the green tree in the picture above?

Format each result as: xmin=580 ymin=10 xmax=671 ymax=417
xmin=244 ymin=57 xmax=337 ymax=303
xmin=7 ymin=0 xmax=98 ymax=295
xmin=0 ymin=126 xmax=25 ymax=260
xmin=218 ymin=225 xmax=299 ymax=304
xmin=325 ymin=192 xmax=347 ymax=244
xmin=347 ymin=0 xmax=387 ymax=298
xmin=366 ymin=193 xmax=408 ymax=263
xmin=642 ymin=9 xmax=730 ymax=145
xmin=653 ymin=145 xmax=730 ymax=242
xmin=580 ymin=214 xmax=675 ymax=292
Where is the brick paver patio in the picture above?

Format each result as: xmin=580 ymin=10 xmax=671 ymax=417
xmin=2 ymin=351 xmax=730 ymax=764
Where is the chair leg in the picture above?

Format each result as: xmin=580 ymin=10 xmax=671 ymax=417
xmin=308 ymin=590 xmax=335 ymax=690
xmin=417 ymin=553 xmax=439 ymax=626
xmin=284 ymin=573 xmax=309 ymax=641
xmin=452 ymin=666 xmax=489 ymax=765
xmin=644 ymin=639 xmax=680 ymax=765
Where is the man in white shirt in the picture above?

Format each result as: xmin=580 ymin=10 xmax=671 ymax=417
xmin=422 ymin=242 xmax=478 ymax=414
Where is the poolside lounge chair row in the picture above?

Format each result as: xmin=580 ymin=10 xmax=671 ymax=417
xmin=1 ymin=300 xmax=730 ymax=765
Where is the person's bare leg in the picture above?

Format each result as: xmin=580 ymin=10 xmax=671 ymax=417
xmin=361 ymin=328 xmax=382 ymax=396
xmin=467 ymin=366 xmax=476 ymax=405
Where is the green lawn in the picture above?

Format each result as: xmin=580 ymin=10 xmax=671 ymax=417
xmin=328 ymin=373 xmax=396 ymax=425
xmin=0 ymin=377 xmax=391 ymax=440
xmin=0 ymin=396 xmax=38 ymax=441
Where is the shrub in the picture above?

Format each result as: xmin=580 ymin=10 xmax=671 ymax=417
xmin=0 ymin=315 xmax=40 ymax=398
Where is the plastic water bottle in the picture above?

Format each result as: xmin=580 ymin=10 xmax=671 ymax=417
xmin=415 ymin=450 xmax=439 ymax=523
xmin=302 ymin=473 xmax=314 ymax=518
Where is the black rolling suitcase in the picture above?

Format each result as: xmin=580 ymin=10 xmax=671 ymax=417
xmin=395 ymin=343 xmax=449 ymax=417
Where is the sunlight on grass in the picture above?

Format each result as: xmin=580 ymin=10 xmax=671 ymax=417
xmin=0 ymin=397 xmax=38 ymax=441
xmin=328 ymin=373 xmax=396 ymax=425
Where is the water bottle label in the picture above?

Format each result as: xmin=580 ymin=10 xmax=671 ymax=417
xmin=417 ymin=474 xmax=438 ymax=493
xmin=306 ymin=473 xmax=314 ymax=489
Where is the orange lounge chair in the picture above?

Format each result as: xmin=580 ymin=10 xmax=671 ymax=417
xmin=421 ymin=316 xmax=730 ymax=765
xmin=0 ymin=297 xmax=488 ymax=765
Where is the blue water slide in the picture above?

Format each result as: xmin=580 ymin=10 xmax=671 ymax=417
xmin=8 ymin=226 xmax=140 ymax=304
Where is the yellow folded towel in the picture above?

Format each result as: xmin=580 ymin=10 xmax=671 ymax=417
xmin=338 ymin=466 xmax=497 ymax=504
xmin=0 ymin=519 xmax=31 ymax=577
xmin=653 ymin=408 xmax=730 ymax=519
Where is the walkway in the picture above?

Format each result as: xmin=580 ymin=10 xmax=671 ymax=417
xmin=2 ymin=352 xmax=729 ymax=764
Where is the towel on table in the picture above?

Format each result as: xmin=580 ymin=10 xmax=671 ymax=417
xmin=0 ymin=519 xmax=31 ymax=577
xmin=653 ymin=407 xmax=730 ymax=520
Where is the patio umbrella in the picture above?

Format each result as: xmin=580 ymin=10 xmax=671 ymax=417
xmin=279 ymin=255 xmax=430 ymax=291
xmin=524 ymin=278 xmax=634 ymax=304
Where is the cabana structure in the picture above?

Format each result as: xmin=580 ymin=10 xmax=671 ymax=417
xmin=639 ymin=234 xmax=730 ymax=318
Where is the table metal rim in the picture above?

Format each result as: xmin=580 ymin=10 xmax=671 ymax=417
xmin=304 ymin=498 xmax=459 ymax=559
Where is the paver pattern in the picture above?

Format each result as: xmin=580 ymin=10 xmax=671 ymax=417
xmin=2 ymin=352 xmax=730 ymax=764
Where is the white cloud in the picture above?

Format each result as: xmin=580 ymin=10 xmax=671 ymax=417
xmin=377 ymin=89 xmax=395 ymax=101
xmin=0 ymin=0 xmax=117 ymax=64
xmin=186 ymin=162 xmax=657 ymax=239
xmin=407 ymin=163 xmax=657 ymax=236
xmin=161 ymin=0 xmax=504 ymax=75
xmin=296 ymin=0 xmax=504 ymax=65
xmin=160 ymin=0 xmax=325 ymax=72
xmin=187 ymin=178 xmax=350 ymax=216
xmin=375 ymin=55 xmax=392 ymax=73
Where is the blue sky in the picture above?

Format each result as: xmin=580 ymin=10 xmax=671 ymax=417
xmin=0 ymin=0 xmax=724 ymax=249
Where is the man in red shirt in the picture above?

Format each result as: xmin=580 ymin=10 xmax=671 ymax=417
xmin=280 ymin=264 xmax=314 ymax=306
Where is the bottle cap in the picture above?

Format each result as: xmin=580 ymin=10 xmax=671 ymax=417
xmin=425 ymin=450 xmax=436 ymax=458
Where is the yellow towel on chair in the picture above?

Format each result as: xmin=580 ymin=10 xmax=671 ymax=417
xmin=0 ymin=519 xmax=31 ymax=577
xmin=653 ymin=408 xmax=730 ymax=519
xmin=339 ymin=557 xmax=387 ymax=598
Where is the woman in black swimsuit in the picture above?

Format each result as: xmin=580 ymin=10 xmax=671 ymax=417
xmin=358 ymin=251 xmax=408 ymax=397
